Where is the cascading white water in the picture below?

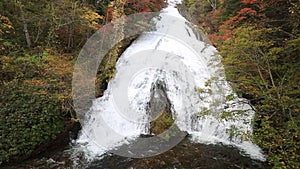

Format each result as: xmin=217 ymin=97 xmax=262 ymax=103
xmin=75 ymin=0 xmax=265 ymax=163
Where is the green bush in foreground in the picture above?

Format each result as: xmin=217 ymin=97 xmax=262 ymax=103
xmin=0 ymin=51 xmax=73 ymax=165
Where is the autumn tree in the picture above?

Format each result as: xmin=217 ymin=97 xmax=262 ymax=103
xmin=214 ymin=0 xmax=300 ymax=168
xmin=182 ymin=0 xmax=300 ymax=168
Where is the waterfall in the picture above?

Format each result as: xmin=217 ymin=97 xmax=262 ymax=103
xmin=74 ymin=0 xmax=265 ymax=163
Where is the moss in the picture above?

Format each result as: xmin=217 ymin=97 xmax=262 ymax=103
xmin=95 ymin=36 xmax=138 ymax=97
xmin=150 ymin=108 xmax=174 ymax=136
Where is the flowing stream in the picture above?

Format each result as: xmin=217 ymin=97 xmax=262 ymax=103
xmin=6 ymin=0 xmax=269 ymax=168
xmin=73 ymin=0 xmax=265 ymax=166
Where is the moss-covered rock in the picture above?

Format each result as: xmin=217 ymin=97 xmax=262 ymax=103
xmin=147 ymin=80 xmax=175 ymax=135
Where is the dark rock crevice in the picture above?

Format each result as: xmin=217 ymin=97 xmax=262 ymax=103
xmin=147 ymin=80 xmax=175 ymax=135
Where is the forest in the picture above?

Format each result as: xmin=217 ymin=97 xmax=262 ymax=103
xmin=0 ymin=0 xmax=299 ymax=168
xmin=181 ymin=0 xmax=299 ymax=168
xmin=0 ymin=0 xmax=167 ymax=166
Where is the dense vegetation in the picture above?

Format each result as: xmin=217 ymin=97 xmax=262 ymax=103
xmin=181 ymin=0 xmax=299 ymax=168
xmin=1 ymin=0 xmax=299 ymax=168
xmin=0 ymin=0 xmax=166 ymax=165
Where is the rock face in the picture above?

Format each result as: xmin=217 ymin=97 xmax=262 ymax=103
xmin=147 ymin=80 xmax=174 ymax=135
xmin=130 ymin=138 xmax=271 ymax=169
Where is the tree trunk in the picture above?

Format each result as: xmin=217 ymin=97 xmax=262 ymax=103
xmin=19 ymin=1 xmax=31 ymax=48
xmin=23 ymin=20 xmax=31 ymax=48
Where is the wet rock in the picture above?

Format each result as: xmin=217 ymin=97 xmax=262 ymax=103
xmin=147 ymin=80 xmax=174 ymax=135
xmin=130 ymin=139 xmax=271 ymax=169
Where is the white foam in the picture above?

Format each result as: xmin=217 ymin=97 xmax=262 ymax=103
xmin=75 ymin=0 xmax=265 ymax=162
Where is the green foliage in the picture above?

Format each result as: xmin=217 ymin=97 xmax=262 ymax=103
xmin=220 ymin=0 xmax=241 ymax=20
xmin=220 ymin=24 xmax=300 ymax=169
xmin=182 ymin=0 xmax=300 ymax=168
xmin=150 ymin=108 xmax=175 ymax=137
xmin=0 ymin=0 xmax=103 ymax=52
xmin=0 ymin=0 xmax=172 ymax=165
xmin=95 ymin=36 xmax=137 ymax=97
xmin=0 ymin=84 xmax=65 ymax=164
xmin=0 ymin=50 xmax=74 ymax=165
xmin=0 ymin=0 xmax=105 ymax=164
xmin=254 ymin=114 xmax=300 ymax=169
